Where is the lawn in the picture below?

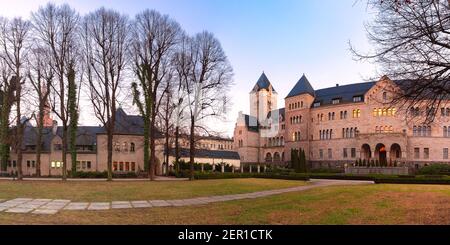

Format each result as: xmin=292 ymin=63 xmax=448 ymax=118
xmin=0 ymin=178 xmax=307 ymax=202
xmin=1 ymin=183 xmax=449 ymax=224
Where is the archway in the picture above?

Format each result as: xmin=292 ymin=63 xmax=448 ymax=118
xmin=273 ymin=152 xmax=281 ymax=162
xmin=361 ymin=144 xmax=372 ymax=160
xmin=265 ymin=153 xmax=272 ymax=163
xmin=390 ymin=143 xmax=402 ymax=162
xmin=375 ymin=143 xmax=387 ymax=166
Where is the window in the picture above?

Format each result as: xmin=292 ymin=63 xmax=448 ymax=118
xmin=443 ymin=148 xmax=448 ymax=160
xmin=319 ymin=149 xmax=324 ymax=159
xmin=383 ymin=92 xmax=387 ymax=101
xmin=114 ymin=142 xmax=121 ymax=152
xmin=27 ymin=160 xmax=31 ymax=168
xmin=351 ymin=148 xmax=356 ymax=158
xmin=424 ymin=148 xmax=430 ymax=159
xmin=125 ymin=162 xmax=130 ymax=172
xmin=353 ymin=96 xmax=362 ymax=102
xmin=332 ymin=98 xmax=340 ymax=105
xmin=130 ymin=142 xmax=135 ymax=152
xmin=123 ymin=142 xmax=128 ymax=152
xmin=328 ymin=148 xmax=332 ymax=159
xmin=131 ymin=162 xmax=136 ymax=171
xmin=414 ymin=148 xmax=420 ymax=159
xmin=353 ymin=109 xmax=361 ymax=118
xmin=51 ymin=161 xmax=62 ymax=168
xmin=113 ymin=162 xmax=118 ymax=171
xmin=343 ymin=148 xmax=348 ymax=158
xmin=54 ymin=144 xmax=62 ymax=151
xmin=87 ymin=161 xmax=91 ymax=169
xmin=444 ymin=126 xmax=450 ymax=137
xmin=119 ymin=162 xmax=124 ymax=171
xmin=313 ymin=102 xmax=321 ymax=107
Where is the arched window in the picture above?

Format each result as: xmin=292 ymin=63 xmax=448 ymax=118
xmin=445 ymin=126 xmax=448 ymax=137
xmin=418 ymin=126 xmax=422 ymax=136
xmin=413 ymin=126 xmax=417 ymax=136
xmin=346 ymin=128 xmax=349 ymax=138
xmin=280 ymin=136 xmax=284 ymax=146
xmin=344 ymin=111 xmax=347 ymax=119
xmin=326 ymin=129 xmax=329 ymax=139
xmin=123 ymin=142 xmax=128 ymax=152
xmin=350 ymin=128 xmax=354 ymax=138
xmin=383 ymin=92 xmax=387 ymax=101
xmin=130 ymin=142 xmax=135 ymax=152
xmin=332 ymin=112 xmax=335 ymax=120
xmin=330 ymin=129 xmax=333 ymax=139
xmin=342 ymin=128 xmax=345 ymax=138
xmin=427 ymin=126 xmax=432 ymax=137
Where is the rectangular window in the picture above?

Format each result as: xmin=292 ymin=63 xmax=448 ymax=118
xmin=131 ymin=162 xmax=136 ymax=172
xmin=27 ymin=160 xmax=30 ymax=168
xmin=414 ymin=148 xmax=420 ymax=159
xmin=82 ymin=161 xmax=86 ymax=169
xmin=424 ymin=148 xmax=430 ymax=159
xmin=13 ymin=160 xmax=16 ymax=167
xmin=76 ymin=161 xmax=81 ymax=170
xmin=351 ymin=148 xmax=356 ymax=158
xmin=87 ymin=161 xmax=91 ymax=169
xmin=353 ymin=96 xmax=362 ymax=102
xmin=53 ymin=144 xmax=62 ymax=151
xmin=444 ymin=148 xmax=449 ymax=160
xmin=119 ymin=162 xmax=124 ymax=171
xmin=313 ymin=102 xmax=321 ymax=107
xmin=332 ymin=99 xmax=340 ymax=105
xmin=319 ymin=149 xmax=323 ymax=159
xmin=125 ymin=162 xmax=130 ymax=172
xmin=343 ymin=148 xmax=348 ymax=158
xmin=328 ymin=148 xmax=332 ymax=159
xmin=113 ymin=162 xmax=118 ymax=171
xmin=32 ymin=161 xmax=35 ymax=168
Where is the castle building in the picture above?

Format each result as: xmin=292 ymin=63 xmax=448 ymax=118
xmin=234 ymin=73 xmax=450 ymax=170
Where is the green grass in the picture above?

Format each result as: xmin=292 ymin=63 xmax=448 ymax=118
xmin=1 ymin=181 xmax=449 ymax=224
xmin=0 ymin=180 xmax=450 ymax=224
xmin=0 ymin=178 xmax=307 ymax=202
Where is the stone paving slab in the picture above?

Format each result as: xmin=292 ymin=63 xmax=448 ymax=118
xmin=88 ymin=202 xmax=110 ymax=210
xmin=0 ymin=207 xmax=8 ymax=212
xmin=12 ymin=198 xmax=33 ymax=202
xmin=15 ymin=203 xmax=46 ymax=209
xmin=131 ymin=201 xmax=152 ymax=208
xmin=5 ymin=207 xmax=34 ymax=213
xmin=112 ymin=201 xmax=132 ymax=209
xmin=64 ymin=202 xmax=89 ymax=210
xmin=32 ymin=209 xmax=59 ymax=215
xmin=149 ymin=200 xmax=172 ymax=207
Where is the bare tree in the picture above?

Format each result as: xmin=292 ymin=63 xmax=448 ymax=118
xmin=0 ymin=17 xmax=31 ymax=180
xmin=27 ymin=46 xmax=53 ymax=177
xmin=0 ymin=59 xmax=15 ymax=173
xmin=352 ymin=0 xmax=450 ymax=123
xmin=81 ymin=8 xmax=129 ymax=181
xmin=183 ymin=32 xmax=233 ymax=180
xmin=130 ymin=10 xmax=182 ymax=180
xmin=31 ymin=3 xmax=80 ymax=180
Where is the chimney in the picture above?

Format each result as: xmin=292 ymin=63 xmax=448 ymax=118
xmin=52 ymin=120 xmax=58 ymax=135
xmin=336 ymin=84 xmax=339 ymax=87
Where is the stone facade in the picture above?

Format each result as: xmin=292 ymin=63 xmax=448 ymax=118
xmin=234 ymin=73 xmax=450 ymax=170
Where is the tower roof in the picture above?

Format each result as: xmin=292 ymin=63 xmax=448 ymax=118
xmin=286 ymin=74 xmax=315 ymax=98
xmin=251 ymin=72 xmax=276 ymax=93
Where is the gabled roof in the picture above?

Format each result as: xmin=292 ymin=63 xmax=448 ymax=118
xmin=313 ymin=81 xmax=376 ymax=106
xmin=251 ymin=72 xmax=276 ymax=93
xmin=286 ymin=74 xmax=315 ymax=98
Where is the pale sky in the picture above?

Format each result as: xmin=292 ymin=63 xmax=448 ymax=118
xmin=0 ymin=0 xmax=379 ymax=137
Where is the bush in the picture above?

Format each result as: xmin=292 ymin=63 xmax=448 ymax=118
xmin=417 ymin=164 xmax=450 ymax=175
xmin=70 ymin=171 xmax=138 ymax=179
xmin=192 ymin=172 xmax=310 ymax=181
xmin=309 ymin=168 xmax=343 ymax=174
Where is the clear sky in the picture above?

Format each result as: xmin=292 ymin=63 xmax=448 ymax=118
xmin=0 ymin=0 xmax=378 ymax=137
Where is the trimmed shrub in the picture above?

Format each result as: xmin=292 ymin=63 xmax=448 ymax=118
xmin=417 ymin=164 xmax=450 ymax=175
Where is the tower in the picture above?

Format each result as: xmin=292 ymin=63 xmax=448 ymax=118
xmin=39 ymin=85 xmax=53 ymax=127
xmin=249 ymin=72 xmax=278 ymax=123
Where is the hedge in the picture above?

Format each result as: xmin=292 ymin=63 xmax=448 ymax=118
xmin=192 ymin=172 xmax=310 ymax=181
xmin=374 ymin=177 xmax=450 ymax=185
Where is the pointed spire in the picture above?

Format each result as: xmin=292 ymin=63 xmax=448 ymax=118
xmin=251 ymin=72 xmax=276 ymax=93
xmin=286 ymin=74 xmax=315 ymax=98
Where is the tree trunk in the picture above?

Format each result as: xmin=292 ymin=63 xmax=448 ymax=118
xmin=175 ymin=125 xmax=180 ymax=173
xmin=189 ymin=115 xmax=195 ymax=180
xmin=35 ymin=106 xmax=44 ymax=177
xmin=15 ymin=78 xmax=23 ymax=181
xmin=149 ymin=116 xmax=156 ymax=180
xmin=164 ymin=126 xmax=170 ymax=176
xmin=62 ymin=126 xmax=68 ymax=181
xmin=107 ymin=129 xmax=113 ymax=181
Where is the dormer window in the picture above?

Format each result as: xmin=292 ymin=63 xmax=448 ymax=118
xmin=313 ymin=102 xmax=321 ymax=107
xmin=353 ymin=96 xmax=362 ymax=102
xmin=332 ymin=98 xmax=341 ymax=105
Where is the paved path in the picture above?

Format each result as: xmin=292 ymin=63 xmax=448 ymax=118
xmin=0 ymin=179 xmax=373 ymax=215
